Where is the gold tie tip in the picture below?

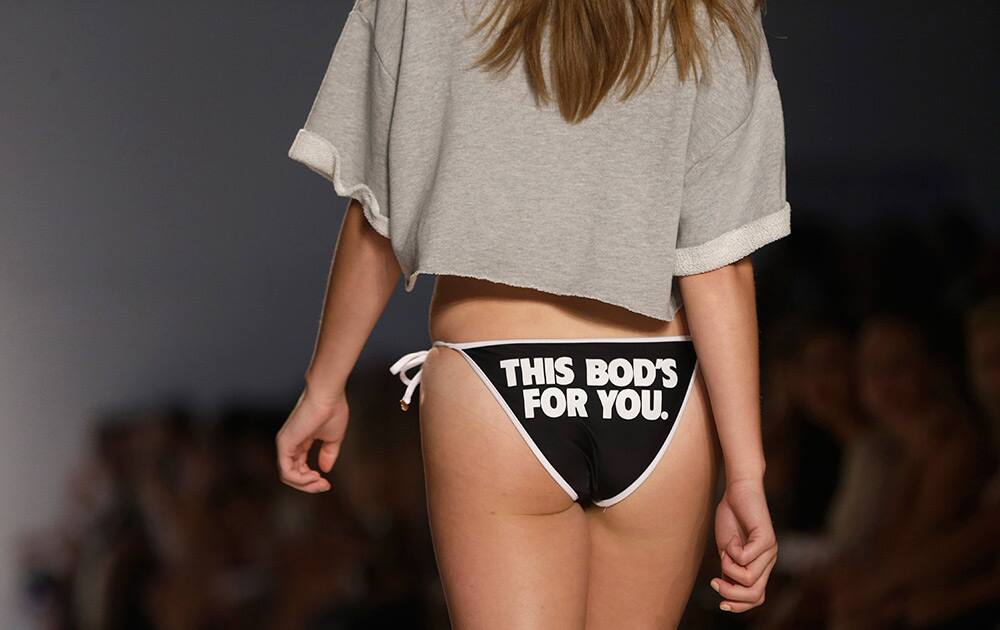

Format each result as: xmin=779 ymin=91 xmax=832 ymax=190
xmin=400 ymin=399 xmax=410 ymax=411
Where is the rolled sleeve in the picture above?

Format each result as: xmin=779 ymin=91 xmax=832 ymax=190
xmin=674 ymin=11 xmax=790 ymax=275
xmin=287 ymin=3 xmax=397 ymax=238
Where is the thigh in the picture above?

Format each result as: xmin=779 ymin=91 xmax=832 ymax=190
xmin=418 ymin=345 xmax=590 ymax=630
xmin=583 ymin=368 xmax=721 ymax=629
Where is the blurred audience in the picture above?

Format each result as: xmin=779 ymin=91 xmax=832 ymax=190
xmin=19 ymin=375 xmax=444 ymax=630
xmin=18 ymin=206 xmax=1000 ymax=629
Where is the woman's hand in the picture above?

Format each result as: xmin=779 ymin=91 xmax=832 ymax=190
xmin=275 ymin=387 xmax=350 ymax=493
xmin=711 ymin=478 xmax=779 ymax=613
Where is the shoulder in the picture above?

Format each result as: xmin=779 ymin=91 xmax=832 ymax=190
xmin=687 ymin=4 xmax=780 ymax=162
xmin=346 ymin=0 xmax=408 ymax=82
xmin=350 ymin=0 xmax=385 ymax=24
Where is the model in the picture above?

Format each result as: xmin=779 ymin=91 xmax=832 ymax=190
xmin=277 ymin=0 xmax=788 ymax=627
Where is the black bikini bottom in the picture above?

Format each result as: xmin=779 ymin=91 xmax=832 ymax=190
xmin=390 ymin=335 xmax=699 ymax=507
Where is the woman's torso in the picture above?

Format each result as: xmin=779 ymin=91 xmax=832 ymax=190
xmin=428 ymin=275 xmax=690 ymax=342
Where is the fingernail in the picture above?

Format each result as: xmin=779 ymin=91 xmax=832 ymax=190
xmin=720 ymin=603 xmax=732 ymax=612
xmin=710 ymin=580 xmax=720 ymax=592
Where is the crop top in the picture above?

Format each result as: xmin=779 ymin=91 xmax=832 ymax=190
xmin=287 ymin=0 xmax=791 ymax=321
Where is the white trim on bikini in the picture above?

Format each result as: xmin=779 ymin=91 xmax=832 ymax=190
xmin=391 ymin=336 xmax=699 ymax=505
xmin=448 ymin=346 xmax=581 ymax=503
xmin=591 ymin=359 xmax=701 ymax=508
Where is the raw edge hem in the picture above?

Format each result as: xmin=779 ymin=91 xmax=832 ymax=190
xmin=287 ymin=128 xmax=390 ymax=238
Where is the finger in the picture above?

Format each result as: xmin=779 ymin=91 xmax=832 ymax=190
xmin=728 ymin=526 xmax=777 ymax=566
xmin=280 ymin=449 xmax=319 ymax=481
xmin=318 ymin=440 xmax=342 ymax=473
xmin=277 ymin=440 xmax=322 ymax=487
xmin=303 ymin=477 xmax=330 ymax=493
xmin=716 ymin=552 xmax=777 ymax=602
xmin=712 ymin=575 xmax=763 ymax=606
xmin=713 ymin=553 xmax=777 ymax=606
xmin=292 ymin=477 xmax=330 ymax=494
xmin=279 ymin=464 xmax=328 ymax=492
xmin=722 ymin=542 xmax=778 ymax=586
xmin=719 ymin=533 xmax=739 ymax=562
xmin=715 ymin=508 xmax=740 ymax=559
xmin=280 ymin=469 xmax=324 ymax=491
xmin=296 ymin=457 xmax=317 ymax=477
xmin=718 ymin=593 xmax=765 ymax=614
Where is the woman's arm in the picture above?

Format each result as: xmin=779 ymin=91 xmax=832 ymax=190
xmin=302 ymin=199 xmax=401 ymax=398
xmin=678 ymin=256 xmax=765 ymax=484
xmin=678 ymin=255 xmax=777 ymax=614
xmin=276 ymin=199 xmax=400 ymax=493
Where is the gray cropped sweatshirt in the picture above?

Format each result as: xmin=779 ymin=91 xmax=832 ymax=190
xmin=288 ymin=0 xmax=791 ymax=321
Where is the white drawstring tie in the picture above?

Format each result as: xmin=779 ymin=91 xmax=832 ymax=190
xmin=388 ymin=348 xmax=431 ymax=411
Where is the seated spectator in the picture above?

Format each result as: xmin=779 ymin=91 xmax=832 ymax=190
xmin=825 ymin=312 xmax=992 ymax=628
xmin=883 ymin=293 xmax=1000 ymax=628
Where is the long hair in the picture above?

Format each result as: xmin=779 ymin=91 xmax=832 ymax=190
xmin=466 ymin=0 xmax=766 ymax=123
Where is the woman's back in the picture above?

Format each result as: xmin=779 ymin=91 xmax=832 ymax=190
xmin=428 ymin=274 xmax=690 ymax=343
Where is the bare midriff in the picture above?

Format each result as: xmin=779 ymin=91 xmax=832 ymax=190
xmin=427 ymin=275 xmax=690 ymax=343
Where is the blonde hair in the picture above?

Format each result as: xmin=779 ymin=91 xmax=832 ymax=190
xmin=467 ymin=0 xmax=766 ymax=123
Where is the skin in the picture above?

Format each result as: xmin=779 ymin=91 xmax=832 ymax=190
xmin=276 ymin=200 xmax=778 ymax=626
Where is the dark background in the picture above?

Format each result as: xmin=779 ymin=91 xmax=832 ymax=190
xmin=3 ymin=1 xmax=998 ymax=628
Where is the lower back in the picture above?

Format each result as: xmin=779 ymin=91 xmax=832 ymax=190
xmin=428 ymin=275 xmax=690 ymax=343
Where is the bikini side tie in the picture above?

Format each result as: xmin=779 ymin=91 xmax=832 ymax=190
xmin=388 ymin=348 xmax=431 ymax=411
